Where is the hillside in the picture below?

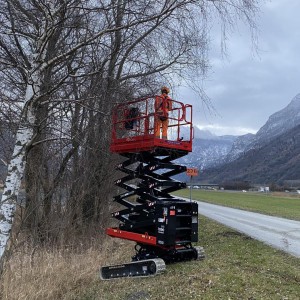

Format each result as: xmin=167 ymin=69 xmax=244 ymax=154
xmin=225 ymin=93 xmax=300 ymax=162
xmin=202 ymin=124 xmax=300 ymax=184
xmin=252 ymin=93 xmax=300 ymax=149
xmin=177 ymin=127 xmax=237 ymax=169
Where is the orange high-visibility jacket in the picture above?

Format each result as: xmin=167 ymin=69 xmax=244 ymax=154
xmin=155 ymin=94 xmax=172 ymax=117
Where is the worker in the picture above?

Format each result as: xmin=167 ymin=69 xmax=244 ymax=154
xmin=154 ymin=86 xmax=172 ymax=139
xmin=124 ymin=107 xmax=139 ymax=129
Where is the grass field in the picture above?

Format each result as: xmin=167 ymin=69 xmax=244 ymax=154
xmin=173 ymin=189 xmax=300 ymax=221
xmin=2 ymin=216 xmax=300 ymax=300
xmin=84 ymin=218 xmax=300 ymax=300
xmin=1 ymin=190 xmax=300 ymax=299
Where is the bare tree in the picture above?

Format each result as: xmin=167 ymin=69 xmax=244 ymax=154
xmin=0 ymin=0 xmax=261 ymax=272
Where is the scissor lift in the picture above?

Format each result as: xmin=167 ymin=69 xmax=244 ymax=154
xmin=100 ymin=96 xmax=204 ymax=280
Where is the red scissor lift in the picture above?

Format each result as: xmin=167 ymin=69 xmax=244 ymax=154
xmin=100 ymin=96 xmax=204 ymax=280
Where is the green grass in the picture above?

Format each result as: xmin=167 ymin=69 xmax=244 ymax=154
xmin=4 ymin=211 xmax=299 ymax=299
xmin=69 ymin=217 xmax=300 ymax=300
xmin=173 ymin=189 xmax=300 ymax=221
xmin=4 ymin=190 xmax=299 ymax=299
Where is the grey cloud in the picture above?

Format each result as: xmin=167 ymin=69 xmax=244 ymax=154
xmin=192 ymin=0 xmax=300 ymax=135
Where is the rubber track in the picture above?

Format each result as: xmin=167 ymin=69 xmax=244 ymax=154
xmin=100 ymin=258 xmax=166 ymax=280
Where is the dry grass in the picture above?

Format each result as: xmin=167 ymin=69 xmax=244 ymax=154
xmin=1 ymin=217 xmax=300 ymax=300
xmin=0 ymin=238 xmax=133 ymax=300
xmin=1 ymin=190 xmax=300 ymax=300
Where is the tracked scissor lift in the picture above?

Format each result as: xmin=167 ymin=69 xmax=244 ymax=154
xmin=100 ymin=96 xmax=204 ymax=280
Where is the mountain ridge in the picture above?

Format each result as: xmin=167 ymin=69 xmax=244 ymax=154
xmin=196 ymin=93 xmax=300 ymax=184
xmin=202 ymin=123 xmax=300 ymax=184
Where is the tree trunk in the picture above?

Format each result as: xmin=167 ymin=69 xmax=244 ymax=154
xmin=0 ymin=122 xmax=34 ymax=270
xmin=0 ymin=73 xmax=39 ymax=272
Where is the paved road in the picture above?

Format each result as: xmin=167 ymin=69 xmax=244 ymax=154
xmin=194 ymin=200 xmax=300 ymax=258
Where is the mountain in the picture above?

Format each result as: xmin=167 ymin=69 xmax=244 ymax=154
xmin=253 ymin=93 xmax=300 ymax=148
xmin=203 ymin=124 xmax=300 ymax=184
xmin=225 ymin=93 xmax=300 ymax=162
xmin=177 ymin=127 xmax=237 ymax=169
xmin=201 ymin=93 xmax=300 ymax=184
xmin=225 ymin=133 xmax=255 ymax=162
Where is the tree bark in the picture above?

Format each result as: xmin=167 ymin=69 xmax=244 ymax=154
xmin=0 ymin=78 xmax=37 ymax=271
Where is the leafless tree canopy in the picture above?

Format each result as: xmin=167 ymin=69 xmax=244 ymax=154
xmin=0 ymin=0 xmax=261 ymax=249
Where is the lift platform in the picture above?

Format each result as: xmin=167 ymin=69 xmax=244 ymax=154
xmin=100 ymin=96 xmax=204 ymax=280
xmin=110 ymin=96 xmax=193 ymax=153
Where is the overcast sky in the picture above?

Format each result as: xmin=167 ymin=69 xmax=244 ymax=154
xmin=178 ymin=0 xmax=300 ymax=136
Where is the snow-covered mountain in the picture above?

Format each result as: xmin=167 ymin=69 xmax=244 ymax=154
xmin=251 ymin=93 xmax=300 ymax=148
xmin=200 ymin=93 xmax=300 ymax=184
xmin=180 ymin=93 xmax=300 ymax=175
xmin=225 ymin=133 xmax=255 ymax=162
xmin=177 ymin=127 xmax=237 ymax=169
xmin=226 ymin=93 xmax=300 ymax=162
xmin=204 ymin=123 xmax=300 ymax=184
